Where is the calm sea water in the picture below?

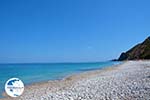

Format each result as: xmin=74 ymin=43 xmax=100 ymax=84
xmin=0 ymin=61 xmax=120 ymax=98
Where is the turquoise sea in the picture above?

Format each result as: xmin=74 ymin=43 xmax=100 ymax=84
xmin=0 ymin=61 xmax=120 ymax=98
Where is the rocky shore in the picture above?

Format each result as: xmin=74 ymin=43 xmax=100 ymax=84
xmin=1 ymin=61 xmax=150 ymax=100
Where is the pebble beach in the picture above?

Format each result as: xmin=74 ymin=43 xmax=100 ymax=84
xmin=2 ymin=61 xmax=150 ymax=100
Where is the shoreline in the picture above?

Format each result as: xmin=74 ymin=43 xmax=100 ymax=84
xmin=1 ymin=62 xmax=123 ymax=99
xmin=1 ymin=61 xmax=150 ymax=100
xmin=0 ymin=61 xmax=119 ymax=99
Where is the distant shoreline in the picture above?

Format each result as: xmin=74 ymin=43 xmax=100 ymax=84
xmin=1 ymin=61 xmax=150 ymax=100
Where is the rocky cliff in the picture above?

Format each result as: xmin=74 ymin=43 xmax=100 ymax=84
xmin=118 ymin=36 xmax=150 ymax=61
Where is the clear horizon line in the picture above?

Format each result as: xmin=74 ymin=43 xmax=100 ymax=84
xmin=0 ymin=60 xmax=114 ymax=64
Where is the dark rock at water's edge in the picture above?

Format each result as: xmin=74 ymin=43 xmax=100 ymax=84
xmin=111 ymin=59 xmax=118 ymax=61
xmin=118 ymin=36 xmax=150 ymax=61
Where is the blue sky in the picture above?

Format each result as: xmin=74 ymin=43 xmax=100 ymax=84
xmin=0 ymin=0 xmax=150 ymax=63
